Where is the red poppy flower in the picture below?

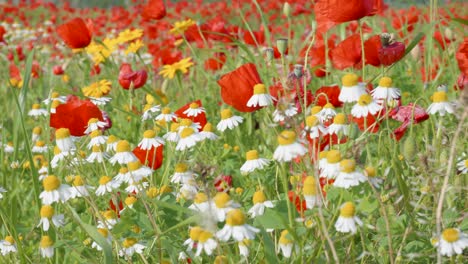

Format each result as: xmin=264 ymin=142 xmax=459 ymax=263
xmin=378 ymin=34 xmax=406 ymax=66
xmin=214 ymin=175 xmax=232 ymax=192
xmin=133 ymin=145 xmax=164 ymax=170
xmin=352 ymin=114 xmax=380 ymax=133
xmin=174 ymin=99 xmax=208 ymax=130
xmin=330 ymin=34 xmax=362 ymax=70
xmin=56 ymin=18 xmax=92 ymax=49
xmin=50 ymin=95 xmax=106 ymax=137
xmin=456 ymin=38 xmax=468 ymax=76
xmin=315 ymin=0 xmax=377 ymax=24
xmin=456 ymin=73 xmax=467 ymax=91
xmin=9 ymin=64 xmax=21 ymax=82
xmin=217 ymin=63 xmax=263 ymax=112
xmin=109 ymin=194 xmax=124 ymax=217
xmin=53 ymin=65 xmax=64 ymax=75
xmin=204 ymin=52 xmax=226 ymax=71
xmin=315 ymin=85 xmax=342 ymax=107
xmin=118 ymin=63 xmax=148 ymax=90
xmin=362 ymin=35 xmax=382 ymax=67
xmin=288 ymin=191 xmax=306 ymax=216
xmin=243 ymin=28 xmax=265 ymax=46
xmin=141 ymin=0 xmax=166 ymax=20
xmin=0 ymin=25 xmax=6 ymax=44
xmin=90 ymin=64 xmax=101 ymax=76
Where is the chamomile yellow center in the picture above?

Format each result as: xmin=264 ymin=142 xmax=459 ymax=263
xmin=90 ymin=130 xmax=102 ymax=138
xmin=32 ymin=103 xmax=40 ymax=110
xmin=365 ymin=166 xmax=376 ymax=177
xmin=357 ymin=94 xmax=373 ymax=106
xmin=116 ymin=140 xmax=131 ymax=152
xmin=310 ymin=105 xmax=322 ymax=115
xmin=302 ymin=176 xmax=317 ymax=195
xmin=378 ymin=77 xmax=392 ymax=87
xmin=175 ymin=163 xmax=188 ymax=173
xmin=33 ymin=126 xmax=42 ymax=135
xmin=122 ymin=238 xmax=137 ymax=248
xmin=55 ymin=128 xmax=70 ymax=139
xmin=279 ymin=230 xmax=293 ymax=244
xmin=432 ymin=91 xmax=448 ymax=103
xmin=125 ymin=196 xmax=137 ymax=206
xmin=189 ymin=226 xmax=203 ymax=241
xmin=128 ymin=161 xmax=142 ymax=171
xmin=277 ymin=130 xmax=296 ymax=145
xmin=92 ymin=145 xmax=102 ymax=153
xmin=107 ymin=135 xmax=118 ymax=144
xmin=442 ymin=228 xmax=459 ymax=243
xmin=5 ymin=236 xmax=15 ymax=244
xmin=246 ymin=150 xmax=259 ymax=161
xmin=103 ymin=210 xmax=117 ymax=220
xmin=170 ymin=123 xmax=180 ymax=132
xmin=159 ymin=185 xmax=172 ymax=194
xmin=35 ymin=140 xmax=45 ymax=147
xmin=333 ymin=113 xmax=346 ymax=125
xmin=194 ymin=192 xmax=208 ymax=203
xmin=464 ymin=159 xmax=468 ymax=168
xmin=51 ymin=92 xmax=60 ymax=98
xmin=226 ymin=209 xmax=246 ymax=226
xmin=319 ymin=150 xmax=328 ymax=160
xmin=252 ymin=190 xmax=266 ymax=204
xmin=97 ymin=228 xmax=109 ymax=238
xmin=253 ymin=83 xmax=266 ymax=94
xmin=305 ymin=115 xmax=319 ymax=127
xmin=340 ymin=202 xmax=356 ymax=217
xmin=99 ymin=176 xmax=112 ymax=185
xmin=189 ymin=102 xmax=199 ymax=109
xmin=40 ymin=236 xmax=53 ymax=248
xmin=324 ymin=103 xmax=334 ymax=109
xmin=73 ymin=175 xmax=85 ymax=186
xmin=51 ymin=100 xmax=61 ymax=109
xmin=342 ymin=73 xmax=359 ymax=87
xmin=143 ymin=104 xmax=153 ymax=112
xmin=203 ymin=123 xmax=213 ymax=132
xmin=119 ymin=167 xmax=128 ymax=174
xmin=43 ymin=175 xmax=60 ymax=191
xmin=88 ymin=118 xmax=99 ymax=125
xmin=143 ymin=130 xmax=156 ymax=138
xmin=161 ymin=107 xmax=171 ymax=114
xmin=180 ymin=118 xmax=192 ymax=127
xmin=340 ymin=159 xmax=356 ymax=173
xmin=220 ymin=109 xmax=233 ymax=120
xmin=214 ymin=192 xmax=231 ymax=208
xmin=53 ymin=146 xmax=61 ymax=155
xmin=40 ymin=205 xmax=54 ymax=218
xmin=180 ymin=127 xmax=194 ymax=138
xmin=198 ymin=231 xmax=213 ymax=243
xmin=326 ymin=150 xmax=341 ymax=163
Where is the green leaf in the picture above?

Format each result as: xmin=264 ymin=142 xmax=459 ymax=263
xmin=260 ymin=229 xmax=279 ymax=264
xmin=254 ymin=207 xmax=287 ymax=229
xmin=452 ymin=18 xmax=468 ymax=25
xmin=357 ymin=198 xmax=379 ymax=214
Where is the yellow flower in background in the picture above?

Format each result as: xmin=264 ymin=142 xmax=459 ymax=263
xmin=170 ymin=19 xmax=196 ymax=35
xmin=82 ymin=80 xmax=112 ymax=98
xmin=125 ymin=39 xmax=144 ymax=55
xmin=159 ymin=57 xmax=194 ymax=79
xmin=117 ymin=28 xmax=143 ymax=43
xmin=85 ymin=38 xmax=118 ymax=65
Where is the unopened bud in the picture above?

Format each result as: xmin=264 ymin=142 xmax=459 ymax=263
xmin=283 ymin=2 xmax=292 ymax=17
xmin=276 ymin=38 xmax=288 ymax=55
xmin=402 ymin=136 xmax=416 ymax=160
xmin=293 ymin=64 xmax=303 ymax=78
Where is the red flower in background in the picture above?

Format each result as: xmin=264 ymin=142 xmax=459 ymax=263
xmin=315 ymin=0 xmax=377 ymax=24
xmin=330 ymin=34 xmax=362 ymax=70
xmin=56 ymin=18 xmax=92 ymax=49
xmin=214 ymin=175 xmax=232 ymax=192
xmin=174 ymin=100 xmax=208 ymax=130
xmin=389 ymin=103 xmax=429 ymax=140
xmin=456 ymin=38 xmax=468 ymax=76
xmin=118 ymin=63 xmax=148 ymax=90
xmin=133 ymin=145 xmax=164 ymax=170
xmin=315 ymin=85 xmax=342 ymax=107
xmin=0 ymin=25 xmax=6 ymax=44
xmin=243 ymin=28 xmax=265 ymax=46
xmin=352 ymin=114 xmax=380 ymax=133
xmin=50 ymin=95 xmax=106 ymax=137
xmin=378 ymin=34 xmax=406 ymax=66
xmin=141 ymin=0 xmax=166 ymax=20
xmin=362 ymin=35 xmax=382 ymax=67
xmin=217 ymin=63 xmax=263 ymax=112
xmin=288 ymin=191 xmax=306 ymax=216
xmin=53 ymin=65 xmax=64 ymax=75
xmin=9 ymin=64 xmax=21 ymax=83
xmin=204 ymin=52 xmax=226 ymax=71
xmin=456 ymin=73 xmax=467 ymax=91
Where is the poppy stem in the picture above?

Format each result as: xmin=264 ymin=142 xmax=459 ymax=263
xmin=358 ymin=20 xmax=366 ymax=82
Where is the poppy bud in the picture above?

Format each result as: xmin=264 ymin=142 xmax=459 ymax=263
xmin=283 ymin=2 xmax=292 ymax=17
xmin=276 ymin=38 xmax=288 ymax=55
xmin=402 ymin=136 xmax=416 ymax=160
xmin=52 ymin=65 xmax=64 ymax=75
xmin=378 ymin=33 xmax=405 ymax=66
xmin=293 ymin=64 xmax=303 ymax=78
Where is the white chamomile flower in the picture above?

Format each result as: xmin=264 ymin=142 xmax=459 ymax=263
xmin=32 ymin=126 xmax=43 ymax=142
xmin=178 ymin=118 xmax=201 ymax=132
xmin=114 ymin=167 xmax=131 ymax=184
xmin=109 ymin=140 xmax=137 ymax=165
xmin=211 ymin=192 xmax=240 ymax=222
xmin=240 ymin=150 xmax=270 ymax=174
xmin=170 ymin=163 xmax=196 ymax=184
xmin=37 ymin=205 xmax=65 ymax=231
xmin=371 ymin=77 xmax=401 ymax=103
xmin=106 ymin=135 xmax=119 ymax=152
xmin=50 ymin=100 xmax=61 ymax=114
xmin=427 ymin=91 xmax=455 ymax=116
xmin=118 ymin=238 xmax=146 ymax=257
xmin=183 ymin=226 xmax=202 ymax=251
xmin=351 ymin=94 xmax=383 ymax=118
xmin=183 ymin=102 xmax=205 ymax=117
xmin=319 ymin=150 xmax=341 ymax=179
xmin=0 ymin=236 xmax=17 ymax=255
xmin=199 ymin=123 xmax=218 ymax=140
xmin=127 ymin=160 xmax=153 ymax=183
xmin=39 ymin=175 xmax=72 ymax=205
xmin=178 ymin=180 xmax=199 ymax=200
xmin=195 ymin=230 xmax=217 ymax=256
xmin=87 ymin=130 xmax=108 ymax=149
xmin=457 ymin=158 xmax=468 ymax=174
xmin=435 ymin=228 xmax=468 ymax=257
xmin=92 ymin=228 xmax=112 ymax=251
xmin=216 ymin=209 xmax=259 ymax=242
xmin=278 ymin=230 xmax=294 ymax=258
xmin=176 ymin=127 xmax=202 ymax=151
xmin=364 ymin=166 xmax=383 ymax=188
xmin=70 ymin=176 xmax=92 ymax=198
xmin=95 ymin=176 xmax=120 ymax=196
xmin=335 ymin=202 xmax=363 ymax=234
xmin=302 ymin=176 xmax=321 ymax=209
xmin=40 ymin=236 xmax=54 ymax=258
xmin=238 ymin=239 xmax=251 ymax=257
xmin=318 ymin=103 xmax=337 ymax=123
xmin=125 ymin=180 xmax=149 ymax=194
xmin=273 ymin=103 xmax=298 ymax=122
xmin=155 ymin=107 xmax=176 ymax=122
xmin=247 ymin=83 xmax=274 ymax=107
xmin=188 ymin=192 xmax=211 ymax=212
xmin=3 ymin=142 xmax=14 ymax=153
xmin=339 ymin=73 xmax=367 ymax=103
xmin=273 ymin=131 xmax=307 ymax=162
xmin=97 ymin=210 xmax=119 ymax=229
xmin=88 ymin=96 xmax=112 ymax=106
xmin=141 ymin=104 xmax=161 ymax=121
xmin=137 ymin=130 xmax=164 ymax=150
xmin=55 ymin=128 xmax=75 ymax=152
xmin=51 ymin=146 xmax=75 ymax=169
xmin=217 ymin=109 xmax=243 ymax=132
xmin=84 ymin=118 xmax=107 ymax=135
xmin=163 ymin=123 xmax=180 ymax=142
xmin=32 ymin=140 xmax=48 ymax=153
xmin=28 ymin=103 xmax=48 ymax=117
xmin=248 ymin=190 xmax=274 ymax=218
xmin=86 ymin=145 xmax=109 ymax=163
xmin=43 ymin=92 xmax=66 ymax=105
xmin=302 ymin=115 xmax=327 ymax=140
xmin=328 ymin=113 xmax=349 ymax=136
xmin=334 ymin=159 xmax=367 ymax=189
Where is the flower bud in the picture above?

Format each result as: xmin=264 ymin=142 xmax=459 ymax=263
xmin=276 ymin=38 xmax=288 ymax=55
xmin=283 ymin=2 xmax=292 ymax=17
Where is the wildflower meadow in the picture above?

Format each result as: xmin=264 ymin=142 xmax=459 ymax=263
xmin=0 ymin=0 xmax=467 ymax=263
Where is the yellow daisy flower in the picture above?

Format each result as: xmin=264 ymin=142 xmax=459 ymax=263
xmin=82 ymin=80 xmax=112 ymax=98
xmin=117 ymin=28 xmax=143 ymax=43
xmin=169 ymin=19 xmax=196 ymax=35
xmin=125 ymin=39 xmax=144 ymax=55
xmin=158 ymin=57 xmax=194 ymax=79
